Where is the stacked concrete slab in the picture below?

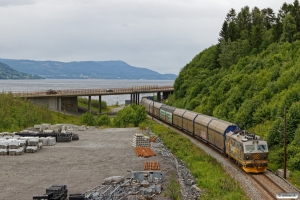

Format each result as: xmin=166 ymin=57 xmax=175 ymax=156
xmin=0 ymin=140 xmax=8 ymax=155
xmin=8 ymin=139 xmax=24 ymax=156
xmin=41 ymin=137 xmax=56 ymax=146
xmin=26 ymin=137 xmax=43 ymax=153
xmin=132 ymin=133 xmax=150 ymax=147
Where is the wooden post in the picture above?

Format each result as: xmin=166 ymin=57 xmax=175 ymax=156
xmin=284 ymin=106 xmax=287 ymax=179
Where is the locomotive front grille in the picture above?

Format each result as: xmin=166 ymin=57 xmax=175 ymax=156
xmin=253 ymin=154 xmax=260 ymax=160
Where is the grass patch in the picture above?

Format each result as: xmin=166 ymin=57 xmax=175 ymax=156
xmin=50 ymin=111 xmax=82 ymax=125
xmin=149 ymin=123 xmax=249 ymax=200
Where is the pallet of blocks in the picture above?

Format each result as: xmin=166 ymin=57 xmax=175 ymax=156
xmin=144 ymin=161 xmax=160 ymax=170
xmin=0 ymin=140 xmax=8 ymax=155
xmin=134 ymin=147 xmax=156 ymax=157
xmin=26 ymin=137 xmax=43 ymax=153
xmin=8 ymin=140 xmax=24 ymax=156
xmin=132 ymin=133 xmax=150 ymax=147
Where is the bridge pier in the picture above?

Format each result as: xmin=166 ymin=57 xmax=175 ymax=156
xmin=28 ymin=96 xmax=78 ymax=113
xmin=57 ymin=97 xmax=61 ymax=112
xmin=156 ymin=92 xmax=161 ymax=102
xmin=88 ymin=96 xmax=91 ymax=113
xmin=162 ymin=92 xmax=171 ymax=100
xmin=98 ymin=95 xmax=102 ymax=114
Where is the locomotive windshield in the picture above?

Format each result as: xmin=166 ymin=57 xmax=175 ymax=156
xmin=245 ymin=145 xmax=254 ymax=152
xmin=258 ymin=144 xmax=267 ymax=151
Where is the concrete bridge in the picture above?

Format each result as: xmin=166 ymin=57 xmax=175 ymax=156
xmin=13 ymin=85 xmax=174 ymax=113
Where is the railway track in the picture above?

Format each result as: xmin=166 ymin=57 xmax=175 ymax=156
xmin=250 ymin=173 xmax=287 ymax=200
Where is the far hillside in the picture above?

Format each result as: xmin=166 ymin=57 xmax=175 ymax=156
xmin=0 ymin=62 xmax=42 ymax=79
xmin=0 ymin=59 xmax=177 ymax=80
xmin=168 ymin=0 xmax=300 ymax=187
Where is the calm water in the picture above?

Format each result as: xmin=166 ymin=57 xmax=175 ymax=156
xmin=0 ymin=79 xmax=174 ymax=105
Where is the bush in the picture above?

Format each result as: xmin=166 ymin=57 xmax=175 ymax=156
xmin=113 ymin=104 xmax=147 ymax=127
xmin=165 ymin=172 xmax=181 ymax=200
xmin=80 ymin=112 xmax=96 ymax=126
xmin=97 ymin=114 xmax=111 ymax=126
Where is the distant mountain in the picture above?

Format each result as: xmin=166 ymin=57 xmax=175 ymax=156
xmin=0 ymin=62 xmax=43 ymax=79
xmin=0 ymin=59 xmax=177 ymax=80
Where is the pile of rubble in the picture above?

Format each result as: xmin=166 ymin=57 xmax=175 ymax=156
xmin=70 ymin=171 xmax=164 ymax=200
xmin=145 ymin=128 xmax=202 ymax=200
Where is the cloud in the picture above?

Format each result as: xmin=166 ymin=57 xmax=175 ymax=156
xmin=0 ymin=0 xmax=295 ymax=75
xmin=0 ymin=0 xmax=36 ymax=7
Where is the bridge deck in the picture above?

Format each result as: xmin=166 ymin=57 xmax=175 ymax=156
xmin=11 ymin=85 xmax=174 ymax=97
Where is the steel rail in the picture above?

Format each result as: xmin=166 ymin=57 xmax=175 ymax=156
xmin=250 ymin=173 xmax=287 ymax=200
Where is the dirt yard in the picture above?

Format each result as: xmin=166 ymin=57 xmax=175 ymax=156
xmin=0 ymin=127 xmax=176 ymax=200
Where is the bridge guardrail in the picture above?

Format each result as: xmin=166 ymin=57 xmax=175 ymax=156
xmin=9 ymin=85 xmax=174 ymax=97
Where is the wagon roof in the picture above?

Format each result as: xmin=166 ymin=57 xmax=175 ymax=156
xmin=161 ymin=105 xmax=176 ymax=112
xmin=153 ymin=102 xmax=163 ymax=109
xmin=182 ymin=110 xmax=198 ymax=120
xmin=195 ymin=115 xmax=215 ymax=126
xmin=209 ymin=120 xmax=237 ymax=135
xmin=173 ymin=108 xmax=186 ymax=115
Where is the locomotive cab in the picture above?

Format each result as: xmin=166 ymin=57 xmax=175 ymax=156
xmin=242 ymin=140 xmax=268 ymax=173
xmin=226 ymin=130 xmax=268 ymax=173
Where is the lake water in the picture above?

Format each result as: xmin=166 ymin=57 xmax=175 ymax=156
xmin=0 ymin=79 xmax=174 ymax=105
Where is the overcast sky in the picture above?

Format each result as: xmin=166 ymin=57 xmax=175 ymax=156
xmin=0 ymin=0 xmax=293 ymax=75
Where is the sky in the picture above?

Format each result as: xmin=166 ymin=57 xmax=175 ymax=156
xmin=0 ymin=0 xmax=294 ymax=75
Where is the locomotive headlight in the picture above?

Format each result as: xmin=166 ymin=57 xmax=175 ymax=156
xmin=245 ymin=154 xmax=250 ymax=160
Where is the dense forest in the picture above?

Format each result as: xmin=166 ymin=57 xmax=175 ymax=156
xmin=168 ymin=0 xmax=300 ymax=183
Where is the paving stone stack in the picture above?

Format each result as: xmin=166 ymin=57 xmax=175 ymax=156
xmin=8 ymin=139 xmax=24 ymax=156
xmin=26 ymin=137 xmax=42 ymax=153
xmin=0 ymin=140 xmax=8 ymax=155
xmin=41 ymin=137 xmax=56 ymax=146
xmin=132 ymin=133 xmax=150 ymax=147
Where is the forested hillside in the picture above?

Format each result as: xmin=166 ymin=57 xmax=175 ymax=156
xmin=168 ymin=0 xmax=300 ymax=185
xmin=0 ymin=62 xmax=42 ymax=79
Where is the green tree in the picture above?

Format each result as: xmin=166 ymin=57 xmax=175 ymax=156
xmin=281 ymin=14 xmax=297 ymax=42
xmin=261 ymin=8 xmax=276 ymax=30
xmin=219 ymin=21 xmax=229 ymax=42
xmin=251 ymin=25 xmax=263 ymax=50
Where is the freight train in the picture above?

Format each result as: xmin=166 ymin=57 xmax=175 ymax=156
xmin=141 ymin=97 xmax=268 ymax=173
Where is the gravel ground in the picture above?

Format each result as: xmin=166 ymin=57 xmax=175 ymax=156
xmin=0 ymin=127 xmax=176 ymax=200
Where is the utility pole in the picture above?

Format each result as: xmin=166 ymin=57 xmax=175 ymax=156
xmin=284 ymin=106 xmax=287 ymax=179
